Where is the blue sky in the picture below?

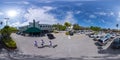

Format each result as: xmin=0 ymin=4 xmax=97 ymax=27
xmin=0 ymin=0 xmax=119 ymax=29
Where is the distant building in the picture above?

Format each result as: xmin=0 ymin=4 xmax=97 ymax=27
xmin=19 ymin=20 xmax=53 ymax=36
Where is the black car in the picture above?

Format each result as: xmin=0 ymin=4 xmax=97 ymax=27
xmin=69 ymin=31 xmax=74 ymax=36
xmin=16 ymin=32 xmax=21 ymax=35
xmin=111 ymin=38 xmax=120 ymax=49
xmin=47 ymin=34 xmax=55 ymax=39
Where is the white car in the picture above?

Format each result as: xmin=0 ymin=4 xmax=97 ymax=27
xmin=93 ymin=35 xmax=104 ymax=41
xmin=98 ymin=37 xmax=108 ymax=46
xmin=97 ymin=34 xmax=111 ymax=46
xmin=116 ymin=33 xmax=120 ymax=36
xmin=89 ymin=34 xmax=96 ymax=38
xmin=111 ymin=34 xmax=116 ymax=38
xmin=90 ymin=34 xmax=101 ymax=38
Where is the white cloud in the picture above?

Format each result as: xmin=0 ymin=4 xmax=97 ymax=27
xmin=75 ymin=3 xmax=83 ymax=6
xmin=22 ymin=1 xmax=29 ymax=5
xmin=89 ymin=14 xmax=96 ymax=18
xmin=109 ymin=12 xmax=114 ymax=16
xmin=17 ymin=6 xmax=77 ymax=27
xmin=61 ymin=12 xmax=77 ymax=24
xmin=37 ymin=0 xmax=53 ymax=3
xmin=96 ymin=8 xmax=101 ymax=10
xmin=95 ymin=12 xmax=107 ymax=16
xmin=24 ymin=7 xmax=57 ymax=25
xmin=84 ymin=19 xmax=94 ymax=25
xmin=56 ymin=0 xmax=97 ymax=1
xmin=76 ymin=11 xmax=81 ymax=14
xmin=118 ymin=12 xmax=120 ymax=17
xmin=9 ymin=22 xmax=20 ymax=27
xmin=95 ymin=11 xmax=115 ymax=16
xmin=0 ymin=12 xmax=3 ymax=15
xmin=116 ymin=12 xmax=120 ymax=21
xmin=101 ymin=19 xmax=105 ymax=23
xmin=5 ymin=1 xmax=30 ymax=5
xmin=84 ymin=19 xmax=91 ymax=23
xmin=0 ymin=5 xmax=76 ymax=27
xmin=42 ymin=6 xmax=56 ymax=11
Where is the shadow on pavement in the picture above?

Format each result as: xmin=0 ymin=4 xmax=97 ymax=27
xmin=94 ymin=43 xmax=120 ymax=60
xmin=94 ymin=39 xmax=120 ymax=55
xmin=89 ymin=40 xmax=120 ymax=60
xmin=0 ymin=40 xmax=5 ymax=53
xmin=98 ymin=44 xmax=120 ymax=55
xmin=0 ymin=48 xmax=120 ymax=60
xmin=38 ymin=44 xmax=58 ymax=48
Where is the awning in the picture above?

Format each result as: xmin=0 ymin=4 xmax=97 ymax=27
xmin=25 ymin=27 xmax=41 ymax=33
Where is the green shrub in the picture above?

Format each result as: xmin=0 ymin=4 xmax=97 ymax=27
xmin=65 ymin=32 xmax=69 ymax=35
xmin=53 ymin=30 xmax=59 ymax=33
xmin=3 ymin=38 xmax=17 ymax=48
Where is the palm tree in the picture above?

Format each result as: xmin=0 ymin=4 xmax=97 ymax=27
xmin=0 ymin=21 xmax=3 ymax=25
xmin=64 ymin=22 xmax=71 ymax=31
xmin=57 ymin=23 xmax=60 ymax=31
xmin=116 ymin=24 xmax=119 ymax=32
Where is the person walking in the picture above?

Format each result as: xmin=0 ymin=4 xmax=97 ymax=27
xmin=49 ymin=41 xmax=53 ymax=48
xmin=41 ymin=39 xmax=44 ymax=47
xmin=34 ymin=41 xmax=38 ymax=47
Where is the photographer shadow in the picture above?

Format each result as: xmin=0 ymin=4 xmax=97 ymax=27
xmin=38 ymin=44 xmax=58 ymax=48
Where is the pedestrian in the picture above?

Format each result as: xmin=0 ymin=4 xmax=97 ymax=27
xmin=34 ymin=41 xmax=38 ymax=47
xmin=41 ymin=39 xmax=44 ymax=47
xmin=49 ymin=41 xmax=52 ymax=48
xmin=68 ymin=35 xmax=71 ymax=39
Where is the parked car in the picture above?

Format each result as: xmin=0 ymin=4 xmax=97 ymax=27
xmin=110 ymin=34 xmax=116 ymax=39
xmin=47 ymin=33 xmax=55 ymax=39
xmin=87 ymin=33 xmax=94 ymax=37
xmin=111 ymin=38 xmax=120 ymax=49
xmin=90 ymin=34 xmax=100 ymax=38
xmin=97 ymin=37 xmax=108 ymax=46
xmin=93 ymin=35 xmax=103 ymax=41
xmin=69 ymin=31 xmax=74 ymax=36
xmin=116 ymin=33 xmax=120 ymax=36
xmin=21 ymin=33 xmax=25 ymax=36
xmin=16 ymin=32 xmax=21 ymax=35
xmin=105 ymin=33 xmax=111 ymax=39
xmin=97 ymin=34 xmax=111 ymax=46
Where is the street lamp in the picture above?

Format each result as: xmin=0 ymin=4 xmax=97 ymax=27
xmin=4 ymin=18 xmax=9 ymax=26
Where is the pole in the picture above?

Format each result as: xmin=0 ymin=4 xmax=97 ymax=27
xmin=4 ymin=18 xmax=9 ymax=26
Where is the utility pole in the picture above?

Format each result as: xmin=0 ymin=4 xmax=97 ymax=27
xmin=116 ymin=24 xmax=119 ymax=32
xmin=4 ymin=18 xmax=9 ymax=26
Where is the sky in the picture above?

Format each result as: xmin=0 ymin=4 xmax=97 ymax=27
xmin=0 ymin=0 xmax=119 ymax=29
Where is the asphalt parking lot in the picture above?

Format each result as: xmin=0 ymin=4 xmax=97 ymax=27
xmin=6 ymin=33 xmax=120 ymax=60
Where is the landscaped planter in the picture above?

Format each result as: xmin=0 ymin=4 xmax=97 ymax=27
xmin=2 ymin=39 xmax=17 ymax=50
xmin=65 ymin=32 xmax=69 ymax=35
xmin=4 ymin=43 xmax=17 ymax=50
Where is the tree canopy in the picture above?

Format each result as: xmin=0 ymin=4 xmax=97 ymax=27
xmin=1 ymin=26 xmax=18 ymax=38
xmin=53 ymin=24 xmax=66 ymax=31
xmin=90 ymin=26 xmax=101 ymax=31
xmin=73 ymin=24 xmax=80 ymax=30
xmin=64 ymin=22 xmax=71 ymax=27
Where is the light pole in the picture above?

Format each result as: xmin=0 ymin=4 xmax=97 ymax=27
xmin=4 ymin=18 xmax=9 ymax=26
xmin=57 ymin=23 xmax=59 ymax=31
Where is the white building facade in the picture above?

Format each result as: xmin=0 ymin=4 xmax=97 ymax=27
xmin=19 ymin=20 xmax=53 ymax=34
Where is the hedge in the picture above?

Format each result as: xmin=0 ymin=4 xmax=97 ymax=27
xmin=2 ymin=38 xmax=17 ymax=49
xmin=65 ymin=32 xmax=69 ymax=35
